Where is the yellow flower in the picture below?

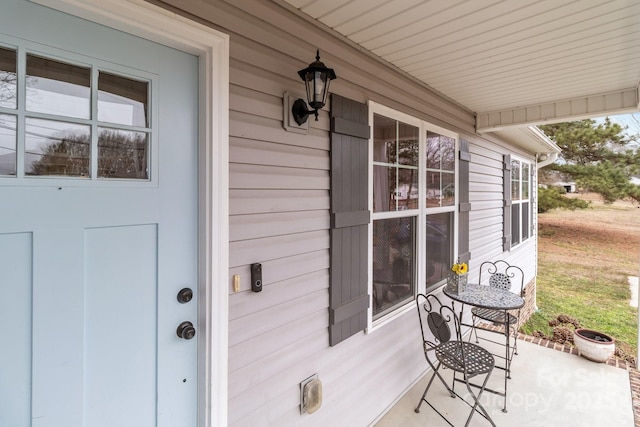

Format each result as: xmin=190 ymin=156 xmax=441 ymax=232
xmin=458 ymin=263 xmax=468 ymax=274
xmin=451 ymin=262 xmax=468 ymax=275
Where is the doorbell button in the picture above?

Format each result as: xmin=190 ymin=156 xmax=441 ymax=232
xmin=251 ymin=263 xmax=262 ymax=293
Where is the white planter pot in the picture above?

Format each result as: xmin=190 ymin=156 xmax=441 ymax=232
xmin=573 ymin=328 xmax=615 ymax=363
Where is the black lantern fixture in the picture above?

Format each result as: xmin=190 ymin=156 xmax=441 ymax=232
xmin=292 ymin=49 xmax=337 ymax=126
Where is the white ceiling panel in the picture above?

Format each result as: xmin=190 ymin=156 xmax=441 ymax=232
xmin=298 ymin=0 xmax=351 ymax=17
xmin=322 ymin=0 xmax=395 ymax=29
xmin=281 ymin=0 xmax=640 ymax=130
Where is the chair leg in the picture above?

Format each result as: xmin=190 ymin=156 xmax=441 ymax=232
xmin=435 ymin=366 xmax=457 ymax=398
xmin=415 ymin=370 xmax=436 ymax=413
xmin=471 ymin=314 xmax=480 ymax=343
xmin=415 ymin=363 xmax=452 ymax=413
xmin=505 ymin=324 xmax=519 ymax=380
xmin=463 ymin=372 xmax=496 ymax=427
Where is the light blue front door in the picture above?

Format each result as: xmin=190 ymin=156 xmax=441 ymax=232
xmin=0 ymin=1 xmax=199 ymax=426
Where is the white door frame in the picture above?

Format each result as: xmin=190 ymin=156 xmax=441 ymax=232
xmin=29 ymin=1 xmax=230 ymax=426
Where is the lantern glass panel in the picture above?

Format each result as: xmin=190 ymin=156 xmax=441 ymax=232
xmin=313 ymin=71 xmax=323 ymax=104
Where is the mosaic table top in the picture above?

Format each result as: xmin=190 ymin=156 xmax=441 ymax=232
xmin=443 ymin=282 xmax=524 ymax=310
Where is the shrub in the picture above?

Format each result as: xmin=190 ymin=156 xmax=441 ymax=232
xmin=538 ymin=186 xmax=590 ymax=213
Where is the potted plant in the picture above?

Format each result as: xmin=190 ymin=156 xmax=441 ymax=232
xmin=573 ymin=328 xmax=615 ymax=363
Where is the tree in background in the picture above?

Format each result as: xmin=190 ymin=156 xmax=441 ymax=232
xmin=29 ymin=129 xmax=147 ymax=179
xmin=537 ymin=186 xmax=589 ymax=213
xmin=540 ymin=118 xmax=640 ymax=205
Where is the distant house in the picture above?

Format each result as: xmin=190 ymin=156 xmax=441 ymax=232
xmin=553 ymin=181 xmax=577 ymax=193
xmin=1 ymin=1 xmax=638 ymax=427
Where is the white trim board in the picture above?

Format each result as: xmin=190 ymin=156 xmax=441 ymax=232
xmin=28 ymin=1 xmax=230 ymax=426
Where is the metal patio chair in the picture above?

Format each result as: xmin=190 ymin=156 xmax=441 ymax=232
xmin=415 ymin=293 xmax=496 ymax=427
xmin=470 ymin=260 xmax=525 ymax=367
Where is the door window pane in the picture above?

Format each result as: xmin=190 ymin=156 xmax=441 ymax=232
xmin=25 ymin=118 xmax=90 ymax=177
xmin=426 ymin=212 xmax=453 ymax=288
xmin=26 ymin=55 xmax=91 ymax=119
xmin=98 ymin=128 xmax=148 ymax=179
xmin=98 ymin=72 xmax=148 ymax=127
xmin=0 ymin=47 xmax=17 ymax=109
xmin=373 ymin=216 xmax=416 ymax=319
xmin=6 ymin=48 xmax=154 ymax=181
xmin=0 ymin=114 xmax=16 ymax=175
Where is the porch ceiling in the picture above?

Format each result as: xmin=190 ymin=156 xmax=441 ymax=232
xmin=280 ymin=0 xmax=640 ymax=133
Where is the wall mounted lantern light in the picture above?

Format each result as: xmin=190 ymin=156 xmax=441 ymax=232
xmin=292 ymin=50 xmax=337 ymax=126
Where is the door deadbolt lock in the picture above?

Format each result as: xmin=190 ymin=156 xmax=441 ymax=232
xmin=177 ymin=287 xmax=193 ymax=304
xmin=177 ymin=321 xmax=196 ymax=340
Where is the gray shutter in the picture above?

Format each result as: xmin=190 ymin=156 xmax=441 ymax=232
xmin=503 ymin=154 xmax=512 ymax=251
xmin=458 ymin=139 xmax=471 ymax=263
xmin=329 ymin=94 xmax=371 ymax=346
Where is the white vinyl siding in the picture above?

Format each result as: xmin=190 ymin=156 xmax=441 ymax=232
xmin=156 ymin=1 xmax=543 ymax=426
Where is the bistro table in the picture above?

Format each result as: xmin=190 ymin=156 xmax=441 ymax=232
xmin=443 ymin=282 xmax=525 ymax=412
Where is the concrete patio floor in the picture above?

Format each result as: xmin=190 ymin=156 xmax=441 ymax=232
xmin=375 ymin=329 xmax=634 ymax=427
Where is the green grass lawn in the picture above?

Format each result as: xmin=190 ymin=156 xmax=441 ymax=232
xmin=521 ymin=199 xmax=639 ymax=361
xmin=522 ymin=261 xmax=638 ymax=358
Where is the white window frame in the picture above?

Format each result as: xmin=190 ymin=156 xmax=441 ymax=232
xmin=511 ymin=155 xmax=532 ymax=248
xmin=367 ymin=101 xmax=459 ymax=332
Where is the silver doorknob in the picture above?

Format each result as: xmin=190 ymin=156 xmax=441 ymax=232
xmin=177 ymin=321 xmax=196 ymax=340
